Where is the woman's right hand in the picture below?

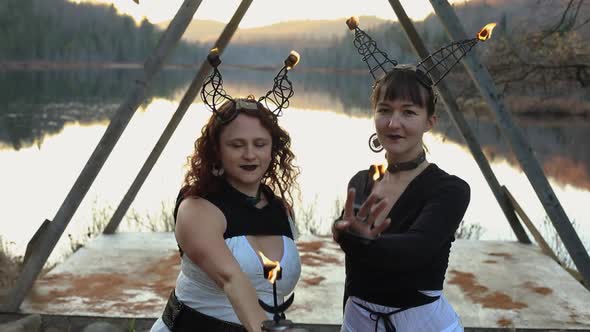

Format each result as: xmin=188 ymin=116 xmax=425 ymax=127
xmin=332 ymin=188 xmax=391 ymax=243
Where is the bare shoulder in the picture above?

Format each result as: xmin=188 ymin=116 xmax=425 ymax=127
xmin=174 ymin=197 xmax=241 ymax=281
xmin=177 ymin=196 xmax=222 ymax=217
xmin=175 ymin=197 xmax=226 ymax=240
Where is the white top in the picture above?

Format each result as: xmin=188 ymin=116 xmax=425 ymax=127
xmin=341 ymin=293 xmax=463 ymax=332
xmin=151 ymin=235 xmax=301 ymax=331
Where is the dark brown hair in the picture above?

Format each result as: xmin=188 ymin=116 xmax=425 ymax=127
xmin=370 ymin=67 xmax=436 ymax=117
xmin=182 ymin=99 xmax=299 ymax=206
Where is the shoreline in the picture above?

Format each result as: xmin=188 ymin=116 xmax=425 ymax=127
xmin=0 ymin=60 xmax=366 ymax=75
xmin=1 ymin=61 xmax=588 ymax=119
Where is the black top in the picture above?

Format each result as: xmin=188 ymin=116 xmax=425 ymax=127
xmin=340 ymin=163 xmax=470 ymax=308
xmin=174 ymin=179 xmax=294 ymax=241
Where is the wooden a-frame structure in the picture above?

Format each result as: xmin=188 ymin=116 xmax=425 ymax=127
xmin=1 ymin=0 xmax=589 ymax=312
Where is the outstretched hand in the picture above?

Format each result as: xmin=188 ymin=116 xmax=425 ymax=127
xmin=332 ymin=188 xmax=391 ymax=243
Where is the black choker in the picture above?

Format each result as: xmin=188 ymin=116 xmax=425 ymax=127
xmin=244 ymin=189 xmax=262 ymax=206
xmin=223 ymin=179 xmax=263 ymax=206
xmin=387 ymin=150 xmax=426 ymax=174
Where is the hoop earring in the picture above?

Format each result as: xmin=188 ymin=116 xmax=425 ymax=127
xmin=212 ymin=164 xmax=225 ymax=177
xmin=368 ymin=133 xmax=383 ymax=153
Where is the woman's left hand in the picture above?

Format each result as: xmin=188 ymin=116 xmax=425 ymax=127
xmin=333 ymin=188 xmax=391 ymax=242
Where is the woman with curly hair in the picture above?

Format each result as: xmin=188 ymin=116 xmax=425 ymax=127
xmin=151 ymin=51 xmax=301 ymax=332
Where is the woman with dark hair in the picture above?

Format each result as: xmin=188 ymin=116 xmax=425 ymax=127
xmin=151 ymin=50 xmax=301 ymax=332
xmin=330 ymin=17 xmax=495 ymax=332
xmin=334 ymin=67 xmax=469 ymax=332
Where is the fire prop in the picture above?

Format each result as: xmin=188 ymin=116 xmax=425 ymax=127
xmin=346 ymin=15 xmax=496 ymax=89
xmin=416 ymin=23 xmax=497 ymax=87
xmin=258 ymin=50 xmax=300 ymax=118
xmin=200 ymin=49 xmax=300 ymax=124
xmin=258 ymin=252 xmax=295 ymax=331
xmin=369 ymin=164 xmax=386 ymax=182
xmin=346 ymin=16 xmax=397 ymax=80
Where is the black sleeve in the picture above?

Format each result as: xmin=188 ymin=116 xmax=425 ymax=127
xmin=335 ymin=171 xmax=369 ymax=221
xmin=339 ymin=178 xmax=470 ymax=271
xmin=340 ymin=171 xmax=368 ymax=312
xmin=348 ymin=170 xmax=370 ymax=209
xmin=173 ymin=187 xmax=189 ymax=257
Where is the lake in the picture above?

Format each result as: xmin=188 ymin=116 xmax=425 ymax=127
xmin=0 ymin=67 xmax=588 ymax=266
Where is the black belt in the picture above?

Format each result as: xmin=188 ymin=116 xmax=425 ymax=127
xmin=162 ymin=289 xmax=247 ymax=332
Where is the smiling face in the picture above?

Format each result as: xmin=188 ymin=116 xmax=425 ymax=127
xmin=374 ymin=97 xmax=435 ymax=162
xmin=371 ymin=69 xmax=437 ymax=162
xmin=218 ymin=113 xmax=273 ymax=193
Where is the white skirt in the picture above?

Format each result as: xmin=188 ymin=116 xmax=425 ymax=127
xmin=341 ymin=293 xmax=463 ymax=332
xmin=150 ymin=318 xmax=170 ymax=332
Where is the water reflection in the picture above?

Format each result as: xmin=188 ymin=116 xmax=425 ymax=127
xmin=0 ymin=69 xmax=588 ymax=263
xmin=0 ymin=69 xmax=189 ymax=150
xmin=0 ymin=68 xmax=377 ymax=151
xmin=436 ymin=114 xmax=590 ymax=192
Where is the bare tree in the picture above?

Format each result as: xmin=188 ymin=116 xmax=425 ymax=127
xmin=490 ymin=0 xmax=590 ymax=89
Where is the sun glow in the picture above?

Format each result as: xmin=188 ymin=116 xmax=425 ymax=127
xmin=68 ymin=0 xmax=470 ymax=28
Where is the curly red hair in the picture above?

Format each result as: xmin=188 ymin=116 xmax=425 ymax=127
xmin=182 ymin=99 xmax=299 ymax=206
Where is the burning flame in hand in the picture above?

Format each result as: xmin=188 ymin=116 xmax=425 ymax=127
xmin=370 ymin=164 xmax=386 ymax=181
xmin=259 ymin=251 xmax=281 ymax=284
xmin=477 ymin=23 xmax=497 ymax=41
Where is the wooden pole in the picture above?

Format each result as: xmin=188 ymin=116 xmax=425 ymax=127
xmin=22 ymin=220 xmax=50 ymax=265
xmin=103 ymin=0 xmax=253 ymax=234
xmin=503 ymin=186 xmax=585 ymax=286
xmin=503 ymin=187 xmax=559 ymax=262
xmin=428 ymin=0 xmax=590 ymax=287
xmin=0 ymin=0 xmax=205 ymax=312
xmin=386 ymin=0 xmax=530 ymax=244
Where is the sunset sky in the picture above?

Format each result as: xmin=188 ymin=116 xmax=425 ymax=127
xmin=70 ymin=0 xmax=470 ymax=28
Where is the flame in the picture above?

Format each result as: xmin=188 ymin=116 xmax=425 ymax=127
xmin=477 ymin=23 xmax=496 ymax=41
xmin=346 ymin=16 xmax=360 ymax=30
xmin=370 ymin=164 xmax=386 ymax=181
xmin=285 ymin=50 xmax=300 ymax=70
xmin=370 ymin=165 xmax=379 ymax=181
xmin=259 ymin=251 xmax=281 ymax=284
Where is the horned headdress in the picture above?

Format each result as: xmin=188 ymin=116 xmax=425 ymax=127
xmin=346 ymin=16 xmax=496 ymax=152
xmin=200 ymin=48 xmax=301 ymax=124
xmin=346 ymin=16 xmax=496 ymax=89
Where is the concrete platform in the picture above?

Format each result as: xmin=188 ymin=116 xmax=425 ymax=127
xmin=19 ymin=232 xmax=590 ymax=330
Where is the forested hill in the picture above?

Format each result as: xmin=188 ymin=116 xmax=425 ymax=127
xmin=2 ymin=0 xmax=588 ymax=97
xmin=214 ymin=0 xmax=589 ymax=70
xmin=157 ymin=16 xmax=392 ymax=44
xmin=0 ymin=0 xmax=204 ymax=63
